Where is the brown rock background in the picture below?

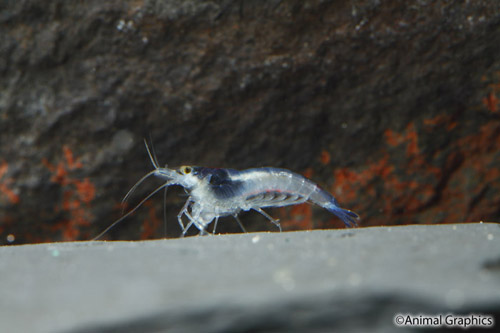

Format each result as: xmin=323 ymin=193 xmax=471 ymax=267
xmin=0 ymin=0 xmax=499 ymax=244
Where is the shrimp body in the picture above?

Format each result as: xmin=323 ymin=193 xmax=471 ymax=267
xmin=93 ymin=142 xmax=359 ymax=239
xmin=153 ymin=164 xmax=358 ymax=235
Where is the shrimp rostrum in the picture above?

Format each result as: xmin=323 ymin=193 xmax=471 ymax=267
xmin=94 ymin=142 xmax=359 ymax=239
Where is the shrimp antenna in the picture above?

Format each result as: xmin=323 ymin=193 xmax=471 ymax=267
xmin=144 ymin=137 xmax=160 ymax=169
xmin=93 ymin=182 xmax=170 ymax=240
xmin=120 ymin=140 xmax=160 ymax=213
xmin=144 ymin=137 xmax=169 ymax=238
xmin=121 ymin=170 xmax=156 ymax=206
xmin=121 ymin=135 xmax=159 ymax=214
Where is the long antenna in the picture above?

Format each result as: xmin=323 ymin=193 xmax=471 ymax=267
xmin=146 ymin=135 xmax=168 ymax=238
xmin=145 ymin=135 xmax=161 ymax=169
xmin=92 ymin=182 xmax=169 ymax=240
xmin=121 ymin=170 xmax=156 ymax=206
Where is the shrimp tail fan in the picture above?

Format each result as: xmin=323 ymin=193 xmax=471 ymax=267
xmin=324 ymin=203 xmax=359 ymax=228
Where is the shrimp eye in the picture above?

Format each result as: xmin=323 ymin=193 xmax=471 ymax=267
xmin=180 ymin=166 xmax=192 ymax=175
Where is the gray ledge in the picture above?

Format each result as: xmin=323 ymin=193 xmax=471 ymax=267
xmin=1 ymin=223 xmax=500 ymax=332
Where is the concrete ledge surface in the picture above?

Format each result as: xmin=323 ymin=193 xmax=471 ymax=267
xmin=1 ymin=223 xmax=500 ymax=332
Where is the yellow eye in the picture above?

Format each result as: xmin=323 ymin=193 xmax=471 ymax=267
xmin=180 ymin=166 xmax=192 ymax=175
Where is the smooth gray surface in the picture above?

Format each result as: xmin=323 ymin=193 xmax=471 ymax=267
xmin=1 ymin=223 xmax=500 ymax=332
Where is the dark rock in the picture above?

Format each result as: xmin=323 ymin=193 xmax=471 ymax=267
xmin=0 ymin=224 xmax=499 ymax=332
xmin=0 ymin=1 xmax=499 ymax=243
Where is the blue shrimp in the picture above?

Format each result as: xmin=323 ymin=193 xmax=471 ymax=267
xmin=93 ymin=142 xmax=359 ymax=239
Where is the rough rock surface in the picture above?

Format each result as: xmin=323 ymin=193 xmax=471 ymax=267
xmin=0 ymin=1 xmax=500 ymax=243
xmin=1 ymin=223 xmax=499 ymax=332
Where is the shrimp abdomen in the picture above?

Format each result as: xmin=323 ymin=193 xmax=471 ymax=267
xmin=232 ymin=168 xmax=359 ymax=227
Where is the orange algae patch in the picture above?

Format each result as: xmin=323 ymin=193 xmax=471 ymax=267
xmin=43 ymin=146 xmax=96 ymax=241
xmin=405 ymin=124 xmax=419 ymax=156
xmin=288 ymin=72 xmax=500 ymax=227
xmin=334 ymin=120 xmax=447 ymax=224
xmin=140 ymin=200 xmax=162 ymax=239
xmin=423 ymin=115 xmax=457 ymax=131
xmin=75 ymin=178 xmax=96 ymax=204
xmin=445 ymin=121 xmax=500 ymax=221
xmin=483 ymin=71 xmax=500 ymax=113
xmin=320 ymin=150 xmax=331 ymax=165
xmin=384 ymin=123 xmax=419 ymax=157
xmin=302 ymin=167 xmax=313 ymax=179
xmin=63 ymin=145 xmax=83 ymax=169
xmin=483 ymin=92 xmax=499 ymax=113
xmin=0 ymin=161 xmax=19 ymax=204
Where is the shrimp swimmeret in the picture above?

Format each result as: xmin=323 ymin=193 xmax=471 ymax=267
xmin=94 ymin=141 xmax=359 ymax=239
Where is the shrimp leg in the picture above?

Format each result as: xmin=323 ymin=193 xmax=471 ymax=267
xmin=212 ymin=216 xmax=220 ymax=234
xmin=211 ymin=215 xmax=245 ymax=234
xmin=181 ymin=206 xmax=211 ymax=236
xmin=254 ymin=208 xmax=282 ymax=232
xmin=162 ymin=186 xmax=168 ymax=238
xmin=233 ymin=214 xmax=247 ymax=233
xmin=177 ymin=197 xmax=193 ymax=234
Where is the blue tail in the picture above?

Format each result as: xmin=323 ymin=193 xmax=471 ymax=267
xmin=325 ymin=203 xmax=359 ymax=228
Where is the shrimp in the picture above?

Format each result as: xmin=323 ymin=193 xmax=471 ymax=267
xmin=93 ymin=141 xmax=359 ymax=239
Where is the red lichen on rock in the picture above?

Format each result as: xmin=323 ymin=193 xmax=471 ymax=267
xmin=63 ymin=145 xmax=83 ymax=169
xmin=74 ymin=178 xmax=96 ymax=204
xmin=42 ymin=145 xmax=96 ymax=241
xmin=140 ymin=200 xmax=162 ymax=239
xmin=0 ymin=161 xmax=19 ymax=205
xmin=483 ymin=71 xmax=500 ymax=113
xmin=423 ymin=115 xmax=457 ymax=131
xmin=320 ymin=150 xmax=331 ymax=165
xmin=433 ymin=121 xmax=500 ymax=222
xmin=385 ymin=123 xmax=421 ymax=157
xmin=270 ymin=80 xmax=500 ymax=231
xmin=332 ymin=97 xmax=500 ymax=227
xmin=333 ymin=121 xmax=445 ymax=226
xmin=482 ymin=92 xmax=498 ymax=113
